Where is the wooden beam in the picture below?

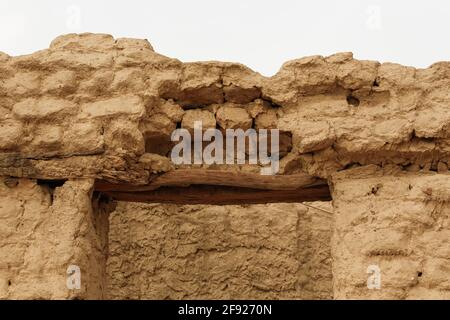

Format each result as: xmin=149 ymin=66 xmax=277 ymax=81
xmin=94 ymin=169 xmax=323 ymax=192
xmin=95 ymin=169 xmax=331 ymax=205
xmin=102 ymin=184 xmax=331 ymax=205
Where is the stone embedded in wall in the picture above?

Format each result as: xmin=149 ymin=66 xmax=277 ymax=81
xmin=254 ymin=109 xmax=277 ymax=130
xmin=292 ymin=121 xmax=335 ymax=153
xmin=79 ymin=95 xmax=144 ymax=119
xmin=62 ymin=122 xmax=105 ymax=155
xmin=0 ymin=121 xmax=23 ymax=151
xmin=181 ymin=109 xmax=216 ymax=133
xmin=138 ymin=153 xmax=173 ymax=173
xmin=105 ymin=120 xmax=145 ymax=156
xmin=216 ymin=104 xmax=253 ymax=130
xmin=41 ymin=70 xmax=78 ymax=94
xmin=12 ymin=98 xmax=77 ymax=120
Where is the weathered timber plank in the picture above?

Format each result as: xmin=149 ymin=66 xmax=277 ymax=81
xmin=95 ymin=169 xmax=323 ymax=192
xmin=102 ymin=184 xmax=331 ymax=205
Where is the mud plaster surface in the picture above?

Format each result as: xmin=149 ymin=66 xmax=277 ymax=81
xmin=0 ymin=33 xmax=449 ymax=299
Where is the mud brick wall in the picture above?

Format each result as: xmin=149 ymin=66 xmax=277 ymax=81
xmin=1 ymin=33 xmax=450 ymax=299
xmin=2 ymin=33 xmax=450 ymax=182
xmin=106 ymin=202 xmax=332 ymax=299
xmin=0 ymin=177 xmax=111 ymax=299
xmin=331 ymin=166 xmax=450 ymax=299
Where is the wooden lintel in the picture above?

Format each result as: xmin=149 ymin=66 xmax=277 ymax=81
xmin=101 ymin=184 xmax=331 ymax=205
xmin=94 ymin=169 xmax=331 ymax=205
xmin=95 ymin=169 xmax=324 ymax=192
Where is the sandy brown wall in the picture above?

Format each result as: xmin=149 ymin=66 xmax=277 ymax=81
xmin=0 ymin=177 xmax=111 ymax=299
xmin=2 ymin=33 xmax=450 ymax=185
xmin=331 ymin=167 xmax=450 ymax=299
xmin=1 ymin=34 xmax=450 ymax=300
xmin=106 ymin=202 xmax=332 ymax=299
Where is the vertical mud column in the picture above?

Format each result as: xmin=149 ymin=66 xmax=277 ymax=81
xmin=0 ymin=177 xmax=111 ymax=299
xmin=330 ymin=167 xmax=450 ymax=299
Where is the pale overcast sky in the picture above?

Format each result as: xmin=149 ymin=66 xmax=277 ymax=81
xmin=1 ymin=0 xmax=449 ymax=76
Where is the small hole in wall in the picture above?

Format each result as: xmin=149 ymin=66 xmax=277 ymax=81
xmin=8 ymin=280 xmax=11 ymax=286
xmin=417 ymin=272 xmax=423 ymax=277
xmin=36 ymin=179 xmax=67 ymax=205
xmin=369 ymin=183 xmax=382 ymax=195
xmin=36 ymin=179 xmax=67 ymax=189
xmin=346 ymin=95 xmax=360 ymax=107
xmin=373 ymin=78 xmax=380 ymax=87
xmin=144 ymin=134 xmax=174 ymax=156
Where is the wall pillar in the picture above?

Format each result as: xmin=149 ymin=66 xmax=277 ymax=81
xmin=0 ymin=177 xmax=112 ymax=299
